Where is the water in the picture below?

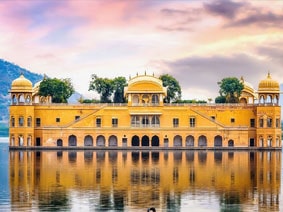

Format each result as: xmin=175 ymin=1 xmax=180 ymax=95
xmin=0 ymin=138 xmax=282 ymax=211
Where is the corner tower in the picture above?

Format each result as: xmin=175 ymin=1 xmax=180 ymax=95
xmin=256 ymin=73 xmax=281 ymax=147
xmin=9 ymin=74 xmax=35 ymax=147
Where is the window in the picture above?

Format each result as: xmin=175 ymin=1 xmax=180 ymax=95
xmin=231 ymin=118 xmax=235 ymax=123
xmin=96 ymin=118 xmax=101 ymax=127
xmin=259 ymin=118 xmax=264 ymax=128
xmin=36 ymin=118 xmax=41 ymax=127
xmin=267 ymin=118 xmax=272 ymax=128
xmin=173 ymin=118 xmax=179 ymax=128
xmin=250 ymin=119 xmax=255 ymax=128
xmin=112 ymin=118 xmax=118 ymax=127
xmin=27 ymin=117 xmax=32 ymax=127
xmin=152 ymin=115 xmax=160 ymax=127
xmin=142 ymin=116 xmax=149 ymax=127
xmin=11 ymin=116 xmax=15 ymax=127
xmin=56 ymin=118 xmax=60 ymax=123
xmin=75 ymin=116 xmax=80 ymax=121
xmin=131 ymin=116 xmax=139 ymax=127
xmin=211 ymin=116 xmax=215 ymax=120
xmin=19 ymin=116 xmax=24 ymax=127
xmin=189 ymin=117 xmax=196 ymax=128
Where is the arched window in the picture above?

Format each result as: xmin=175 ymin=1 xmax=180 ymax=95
xmin=142 ymin=116 xmax=149 ymax=127
xmin=12 ymin=95 xmax=17 ymax=104
xmin=151 ymin=116 xmax=160 ymax=127
xmin=214 ymin=135 xmax=222 ymax=147
xmin=19 ymin=94 xmax=25 ymax=103
xmin=27 ymin=116 xmax=32 ymax=127
xmin=173 ymin=135 xmax=182 ymax=147
xmin=68 ymin=135 xmax=77 ymax=146
xmin=186 ymin=135 xmax=194 ymax=147
xmin=96 ymin=135 xmax=105 ymax=146
xmin=109 ymin=135 xmax=118 ymax=146
xmin=198 ymin=135 xmax=207 ymax=147
xmin=84 ymin=135 xmax=93 ymax=146
xmin=152 ymin=94 xmax=159 ymax=105
xmin=19 ymin=116 xmax=24 ymax=127
xmin=132 ymin=95 xmax=139 ymax=105
xmin=10 ymin=116 xmax=15 ymax=127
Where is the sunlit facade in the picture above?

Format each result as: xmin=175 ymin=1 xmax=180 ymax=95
xmin=9 ymin=73 xmax=281 ymax=149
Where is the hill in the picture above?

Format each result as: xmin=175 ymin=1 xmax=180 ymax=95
xmin=0 ymin=59 xmax=43 ymax=124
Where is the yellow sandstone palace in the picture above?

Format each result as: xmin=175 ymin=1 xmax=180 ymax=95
xmin=9 ymin=73 xmax=281 ymax=149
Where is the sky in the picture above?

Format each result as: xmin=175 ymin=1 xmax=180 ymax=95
xmin=0 ymin=0 xmax=283 ymax=100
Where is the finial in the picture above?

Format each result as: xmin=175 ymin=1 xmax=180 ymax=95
xmin=153 ymin=72 xmax=154 ymax=76
xmin=136 ymin=72 xmax=138 ymax=76
xmin=240 ymin=76 xmax=244 ymax=81
xmin=267 ymin=71 xmax=271 ymax=78
xmin=129 ymin=75 xmax=131 ymax=79
xmin=145 ymin=70 xmax=147 ymax=75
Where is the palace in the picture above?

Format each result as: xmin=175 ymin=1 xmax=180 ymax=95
xmin=9 ymin=73 xmax=281 ymax=149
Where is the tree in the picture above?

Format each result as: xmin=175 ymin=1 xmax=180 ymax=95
xmin=216 ymin=77 xmax=244 ymax=103
xmin=39 ymin=78 xmax=74 ymax=103
xmin=159 ymin=74 xmax=182 ymax=103
xmin=89 ymin=74 xmax=114 ymax=103
xmin=113 ymin=76 xmax=127 ymax=103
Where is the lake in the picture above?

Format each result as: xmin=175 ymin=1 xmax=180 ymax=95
xmin=0 ymin=137 xmax=282 ymax=211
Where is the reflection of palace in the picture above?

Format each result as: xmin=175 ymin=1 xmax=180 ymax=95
xmin=9 ymin=73 xmax=281 ymax=149
xmin=9 ymin=150 xmax=281 ymax=210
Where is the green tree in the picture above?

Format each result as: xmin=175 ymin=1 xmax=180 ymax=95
xmin=159 ymin=74 xmax=182 ymax=103
xmin=113 ymin=76 xmax=127 ymax=103
xmin=89 ymin=74 xmax=114 ymax=103
xmin=217 ymin=77 xmax=244 ymax=103
xmin=39 ymin=78 xmax=74 ymax=103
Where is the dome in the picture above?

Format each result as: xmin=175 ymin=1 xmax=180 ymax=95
xmin=258 ymin=73 xmax=280 ymax=93
xmin=11 ymin=74 xmax=33 ymax=92
xmin=240 ymin=76 xmax=256 ymax=97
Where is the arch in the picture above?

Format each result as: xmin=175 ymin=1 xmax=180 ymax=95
xmin=267 ymin=136 xmax=272 ymax=147
xmin=132 ymin=135 xmax=139 ymax=146
xmin=84 ymin=135 xmax=93 ymax=146
xmin=19 ymin=135 xmax=24 ymax=146
xmin=132 ymin=95 xmax=139 ymax=105
xmin=96 ymin=135 xmax=106 ymax=147
xmin=186 ymin=135 xmax=194 ymax=147
xmin=68 ymin=135 xmax=77 ymax=146
xmin=142 ymin=116 xmax=149 ymax=127
xmin=142 ymin=94 xmax=149 ymax=104
xmin=152 ymin=94 xmax=159 ymax=104
xmin=142 ymin=135 xmax=150 ymax=146
xmin=151 ymin=135 xmax=159 ymax=146
xmin=57 ymin=139 xmax=63 ymax=146
xmin=109 ymin=135 xmax=118 ymax=146
xmin=173 ymin=135 xmax=182 ymax=147
xmin=27 ymin=116 xmax=32 ymax=127
xmin=239 ymin=98 xmax=247 ymax=104
xmin=27 ymin=136 xmax=32 ymax=146
xmin=228 ymin=139 xmax=234 ymax=147
xmin=198 ymin=135 xmax=207 ymax=147
xmin=11 ymin=136 xmax=15 ymax=146
xmin=214 ymin=135 xmax=222 ymax=147
xmin=26 ymin=95 xmax=31 ymax=103
xmin=18 ymin=94 xmax=25 ymax=103
xmin=151 ymin=116 xmax=160 ymax=127
xmin=12 ymin=95 xmax=17 ymax=104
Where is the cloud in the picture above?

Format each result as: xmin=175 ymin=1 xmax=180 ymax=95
xmin=227 ymin=12 xmax=283 ymax=28
xmin=159 ymin=54 xmax=272 ymax=99
xmin=203 ymin=0 xmax=247 ymax=19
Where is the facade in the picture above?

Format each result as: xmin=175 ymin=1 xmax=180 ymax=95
xmin=9 ymin=73 xmax=281 ymax=149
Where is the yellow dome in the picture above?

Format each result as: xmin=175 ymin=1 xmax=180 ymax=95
xmin=11 ymin=74 xmax=33 ymax=92
xmin=258 ymin=73 xmax=280 ymax=93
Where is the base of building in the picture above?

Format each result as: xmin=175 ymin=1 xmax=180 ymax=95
xmin=9 ymin=146 xmax=282 ymax=151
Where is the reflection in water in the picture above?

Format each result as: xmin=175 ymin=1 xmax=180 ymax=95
xmin=9 ymin=150 xmax=281 ymax=211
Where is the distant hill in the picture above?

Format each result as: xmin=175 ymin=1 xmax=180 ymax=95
xmin=0 ymin=59 xmax=43 ymax=124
